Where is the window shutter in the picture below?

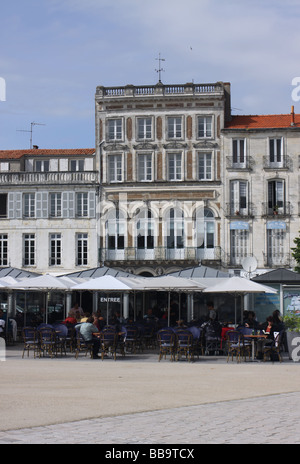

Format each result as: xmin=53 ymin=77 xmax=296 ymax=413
xmin=62 ymin=191 xmax=75 ymax=218
xmin=88 ymin=191 xmax=95 ymax=218
xmin=36 ymin=192 xmax=48 ymax=218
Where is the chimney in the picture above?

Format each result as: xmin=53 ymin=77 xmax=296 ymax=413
xmin=291 ymin=106 xmax=295 ymax=126
xmin=32 ymin=145 xmax=39 ymax=149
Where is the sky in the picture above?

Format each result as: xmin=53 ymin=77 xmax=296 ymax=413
xmin=1 ymin=0 xmax=300 ymax=150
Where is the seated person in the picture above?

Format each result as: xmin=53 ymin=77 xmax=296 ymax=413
xmin=62 ymin=312 xmax=78 ymax=325
xmin=244 ymin=310 xmax=259 ymax=329
xmin=75 ymin=316 xmax=100 ymax=359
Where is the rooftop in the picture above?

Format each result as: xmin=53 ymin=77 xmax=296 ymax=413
xmin=225 ymin=111 xmax=300 ymax=130
xmin=0 ymin=148 xmax=95 ymax=160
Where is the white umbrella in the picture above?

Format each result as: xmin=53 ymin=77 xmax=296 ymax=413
xmin=119 ymin=276 xmax=206 ymax=326
xmin=119 ymin=275 xmax=205 ymax=291
xmin=72 ymin=275 xmax=134 ymax=324
xmin=71 ymin=275 xmax=133 ymax=291
xmin=202 ymin=276 xmax=277 ymax=325
xmin=10 ymin=274 xmax=73 ymax=290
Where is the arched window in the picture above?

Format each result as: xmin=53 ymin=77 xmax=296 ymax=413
xmin=196 ymin=208 xmax=215 ymax=260
xmin=106 ymin=209 xmax=126 ymax=259
xmin=165 ymin=207 xmax=184 ymax=259
xmin=136 ymin=209 xmax=155 ymax=259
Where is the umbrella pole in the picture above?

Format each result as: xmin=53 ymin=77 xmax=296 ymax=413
xmin=234 ymin=295 xmax=237 ymax=327
xmin=106 ymin=295 xmax=109 ymax=325
xmin=168 ymin=292 xmax=171 ymax=327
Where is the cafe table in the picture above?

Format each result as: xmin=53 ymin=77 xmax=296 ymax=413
xmin=243 ymin=334 xmax=268 ymax=361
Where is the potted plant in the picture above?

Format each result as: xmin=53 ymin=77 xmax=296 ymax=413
xmin=283 ymin=311 xmax=300 ymax=361
xmin=273 ymin=205 xmax=279 ymax=215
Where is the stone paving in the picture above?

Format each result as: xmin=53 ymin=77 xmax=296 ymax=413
xmin=0 ymin=392 xmax=299 ymax=444
xmin=2 ymin=345 xmax=300 ymax=445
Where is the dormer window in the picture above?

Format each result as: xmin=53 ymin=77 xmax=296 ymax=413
xmin=70 ymin=160 xmax=84 ymax=172
xmin=35 ymin=160 xmax=49 ymax=172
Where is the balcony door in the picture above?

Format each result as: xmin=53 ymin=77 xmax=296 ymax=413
xmin=136 ymin=209 xmax=155 ymax=260
xmin=166 ymin=207 xmax=184 ymax=259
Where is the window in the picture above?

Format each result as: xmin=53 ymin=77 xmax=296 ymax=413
xmin=138 ymin=154 xmax=152 ymax=181
xmin=167 ymin=117 xmax=182 ymax=139
xmin=24 ymin=234 xmax=35 ymax=266
xmin=76 ymin=233 xmax=88 ymax=266
xmin=198 ymin=116 xmax=212 ymax=138
xmin=49 ymin=234 xmax=61 ymax=266
xmin=108 ymin=155 xmax=123 ymax=182
xmin=35 ymin=160 xmax=49 ymax=172
xmin=76 ymin=193 xmax=88 ymax=217
xmin=70 ymin=160 xmax=84 ymax=172
xmin=267 ymin=228 xmax=284 ymax=266
xmin=232 ymin=139 xmax=246 ymax=166
xmin=23 ymin=193 xmax=35 ymax=218
xmin=0 ymin=194 xmax=7 ymax=218
xmin=137 ymin=118 xmax=152 ymax=139
xmin=268 ymin=180 xmax=284 ymax=214
xmin=168 ymin=153 xmax=182 ymax=181
xmin=230 ymin=229 xmax=249 ymax=265
xmin=269 ymin=138 xmax=283 ymax=166
xmin=105 ymin=209 xmax=126 ymax=260
xmin=0 ymin=234 xmax=8 ymax=266
xmin=50 ymin=193 xmax=62 ymax=217
xmin=166 ymin=208 xmax=184 ymax=250
xmin=230 ymin=180 xmax=248 ymax=215
xmin=107 ymin=210 xmax=125 ymax=251
xmin=136 ymin=209 xmax=154 ymax=250
xmin=198 ymin=153 xmax=212 ymax=180
xmin=107 ymin=119 xmax=122 ymax=141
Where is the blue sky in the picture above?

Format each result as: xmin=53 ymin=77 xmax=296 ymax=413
xmin=1 ymin=0 xmax=300 ymax=150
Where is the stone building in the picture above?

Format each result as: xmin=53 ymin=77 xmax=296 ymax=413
xmin=221 ymin=109 xmax=300 ymax=273
xmin=0 ymin=148 xmax=98 ymax=274
xmin=0 ymin=82 xmax=299 ymax=278
xmin=95 ymin=81 xmax=231 ymax=275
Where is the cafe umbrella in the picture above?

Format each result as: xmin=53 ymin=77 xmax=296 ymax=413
xmin=202 ymin=276 xmax=277 ymax=326
xmin=10 ymin=274 xmax=75 ymax=323
xmin=71 ymin=275 xmax=134 ymax=324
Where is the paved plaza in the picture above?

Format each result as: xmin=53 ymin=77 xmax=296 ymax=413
xmin=1 ymin=345 xmax=300 ymax=444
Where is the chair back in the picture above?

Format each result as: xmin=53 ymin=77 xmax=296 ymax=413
xmin=238 ymin=327 xmax=253 ymax=336
xmin=22 ymin=327 xmax=37 ymax=341
xmin=227 ymin=330 xmax=242 ymax=344
xmin=39 ymin=326 xmax=56 ymax=342
xmin=53 ymin=324 xmax=68 ymax=338
xmin=176 ymin=330 xmax=193 ymax=345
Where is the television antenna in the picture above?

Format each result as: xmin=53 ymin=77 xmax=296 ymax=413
xmin=155 ymin=53 xmax=165 ymax=83
xmin=17 ymin=121 xmax=45 ymax=149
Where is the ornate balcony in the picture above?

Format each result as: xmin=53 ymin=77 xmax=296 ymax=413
xmin=0 ymin=171 xmax=99 ymax=186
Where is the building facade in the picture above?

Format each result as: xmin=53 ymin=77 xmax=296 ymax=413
xmin=221 ymin=110 xmax=300 ymax=273
xmin=0 ymin=82 xmax=299 ymax=277
xmin=0 ymin=148 xmax=98 ymax=274
xmin=95 ymin=81 xmax=231 ymax=275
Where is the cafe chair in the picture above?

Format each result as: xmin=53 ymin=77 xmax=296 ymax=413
xmin=22 ymin=327 xmax=40 ymax=358
xmin=74 ymin=328 xmax=93 ymax=359
xmin=124 ymin=325 xmax=140 ymax=354
xmin=53 ymin=323 xmax=68 ymax=356
xmin=175 ymin=330 xmax=194 ymax=362
xmin=100 ymin=328 xmax=118 ymax=360
xmin=157 ymin=329 xmax=176 ymax=362
xmin=226 ymin=330 xmax=246 ymax=363
xmin=38 ymin=326 xmax=58 ymax=358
